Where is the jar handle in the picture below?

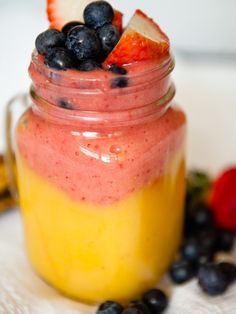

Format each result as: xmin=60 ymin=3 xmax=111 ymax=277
xmin=4 ymin=93 xmax=29 ymax=202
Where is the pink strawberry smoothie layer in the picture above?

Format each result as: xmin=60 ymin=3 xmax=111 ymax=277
xmin=16 ymin=52 xmax=186 ymax=205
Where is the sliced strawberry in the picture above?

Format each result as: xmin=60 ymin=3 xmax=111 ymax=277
xmin=113 ymin=10 xmax=123 ymax=34
xmin=47 ymin=0 xmax=123 ymax=32
xmin=104 ymin=9 xmax=170 ymax=66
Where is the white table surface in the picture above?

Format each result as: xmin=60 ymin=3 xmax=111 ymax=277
xmin=1 ymin=1 xmax=236 ymax=313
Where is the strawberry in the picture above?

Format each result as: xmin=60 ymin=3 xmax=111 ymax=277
xmin=47 ymin=0 xmax=123 ymax=32
xmin=113 ymin=10 xmax=123 ymax=34
xmin=104 ymin=9 xmax=170 ymax=66
xmin=209 ymin=168 xmax=236 ymax=230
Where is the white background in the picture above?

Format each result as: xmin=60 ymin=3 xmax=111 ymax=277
xmin=0 ymin=0 xmax=236 ymax=171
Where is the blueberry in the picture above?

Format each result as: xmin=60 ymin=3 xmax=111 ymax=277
xmin=191 ymin=204 xmax=214 ymax=230
xmin=44 ymin=47 xmax=77 ymax=70
xmin=122 ymin=307 xmax=145 ymax=314
xmin=111 ymin=77 xmax=128 ymax=88
xmin=109 ymin=64 xmax=127 ymax=75
xmin=78 ymin=59 xmax=101 ymax=71
xmin=35 ymin=29 xmax=66 ymax=55
xmin=169 ymin=259 xmax=195 ymax=284
xmin=217 ymin=229 xmax=235 ymax=252
xmin=58 ymin=99 xmax=74 ymax=110
xmin=97 ymin=301 xmax=123 ymax=314
xmin=198 ymin=251 xmax=214 ymax=266
xmin=129 ymin=301 xmax=151 ymax=314
xmin=198 ymin=228 xmax=218 ymax=253
xmin=181 ymin=238 xmax=201 ymax=263
xmin=84 ymin=1 xmax=114 ymax=29
xmin=142 ymin=289 xmax=168 ymax=314
xmin=97 ymin=24 xmax=120 ymax=55
xmin=218 ymin=262 xmax=236 ymax=284
xmin=198 ymin=263 xmax=229 ymax=296
xmin=61 ymin=21 xmax=84 ymax=34
xmin=66 ymin=25 xmax=101 ymax=61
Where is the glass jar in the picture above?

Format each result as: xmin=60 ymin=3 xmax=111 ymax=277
xmin=12 ymin=52 xmax=186 ymax=304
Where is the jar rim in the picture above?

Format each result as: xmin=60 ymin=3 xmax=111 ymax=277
xmin=31 ymin=50 xmax=175 ymax=89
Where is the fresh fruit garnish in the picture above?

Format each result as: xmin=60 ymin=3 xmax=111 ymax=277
xmin=169 ymin=259 xmax=195 ymax=284
xmin=142 ymin=289 xmax=168 ymax=314
xmin=66 ymin=25 xmax=101 ymax=60
xmin=35 ymin=29 xmax=66 ymax=55
xmin=44 ymin=47 xmax=78 ymax=70
xmin=97 ymin=24 xmax=120 ymax=56
xmin=47 ymin=0 xmax=122 ymax=32
xmin=104 ymin=9 xmax=170 ymax=66
xmin=96 ymin=301 xmax=124 ymax=314
xmin=112 ymin=10 xmax=123 ymax=34
xmin=61 ymin=21 xmax=84 ymax=34
xmin=198 ymin=263 xmax=231 ymax=296
xmin=209 ymin=167 xmax=236 ymax=230
xmin=84 ymin=1 xmax=114 ymax=29
xmin=78 ymin=59 xmax=101 ymax=71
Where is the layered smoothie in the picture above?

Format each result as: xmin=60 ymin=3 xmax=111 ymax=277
xmin=15 ymin=0 xmax=186 ymax=304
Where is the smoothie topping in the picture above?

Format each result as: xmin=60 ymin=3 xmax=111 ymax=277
xmin=35 ymin=0 xmax=169 ymax=76
xmin=104 ymin=10 xmax=170 ymax=66
xmin=66 ymin=25 xmax=101 ymax=60
xmin=83 ymin=1 xmax=114 ymax=29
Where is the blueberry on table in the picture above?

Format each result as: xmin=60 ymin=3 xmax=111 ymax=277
xmin=44 ymin=47 xmax=77 ymax=70
xmin=66 ymin=25 xmax=101 ymax=61
xmin=96 ymin=301 xmax=123 ymax=314
xmin=122 ymin=307 xmax=145 ymax=314
xmin=84 ymin=1 xmax=114 ymax=29
xmin=111 ymin=77 xmax=128 ymax=88
xmin=198 ymin=228 xmax=218 ymax=253
xmin=35 ymin=29 xmax=66 ymax=55
xmin=109 ymin=64 xmax=127 ymax=75
xmin=129 ymin=301 xmax=151 ymax=314
xmin=217 ymin=229 xmax=235 ymax=252
xmin=181 ymin=238 xmax=201 ymax=263
xmin=78 ymin=59 xmax=101 ymax=71
xmin=142 ymin=289 xmax=168 ymax=314
xmin=61 ymin=21 xmax=84 ymax=34
xmin=97 ymin=24 xmax=120 ymax=55
xmin=218 ymin=262 xmax=236 ymax=284
xmin=169 ymin=259 xmax=195 ymax=284
xmin=198 ymin=263 xmax=230 ymax=296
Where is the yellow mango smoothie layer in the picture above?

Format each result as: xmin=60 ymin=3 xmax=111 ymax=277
xmin=17 ymin=150 xmax=185 ymax=304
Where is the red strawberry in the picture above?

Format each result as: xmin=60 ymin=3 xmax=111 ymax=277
xmin=104 ymin=9 xmax=170 ymax=66
xmin=47 ymin=0 xmax=123 ymax=32
xmin=113 ymin=10 xmax=123 ymax=34
xmin=209 ymin=167 xmax=236 ymax=230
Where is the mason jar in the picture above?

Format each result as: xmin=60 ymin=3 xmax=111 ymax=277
xmin=6 ymin=51 xmax=186 ymax=304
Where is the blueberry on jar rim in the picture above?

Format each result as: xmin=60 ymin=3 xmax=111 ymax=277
xmin=84 ymin=1 xmax=114 ymax=29
xmin=44 ymin=47 xmax=78 ymax=70
xmin=78 ymin=59 xmax=101 ymax=71
xmin=35 ymin=29 xmax=66 ymax=55
xmin=66 ymin=25 xmax=101 ymax=61
xmin=97 ymin=24 xmax=120 ymax=56
xmin=61 ymin=21 xmax=84 ymax=34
